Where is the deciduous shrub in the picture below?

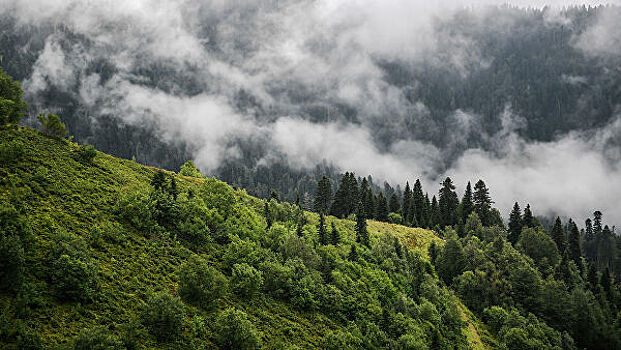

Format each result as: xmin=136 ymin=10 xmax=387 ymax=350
xmin=231 ymin=263 xmax=263 ymax=299
xmin=213 ymin=308 xmax=261 ymax=350
xmin=141 ymin=292 xmax=186 ymax=342
xmin=0 ymin=235 xmax=24 ymax=291
xmin=51 ymin=254 xmax=98 ymax=302
xmin=73 ymin=327 xmax=122 ymax=350
xmin=75 ymin=144 xmax=97 ymax=164
xmin=177 ymin=256 xmax=228 ymax=309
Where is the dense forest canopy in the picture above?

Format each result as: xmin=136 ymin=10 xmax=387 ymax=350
xmin=0 ymin=2 xmax=621 ymax=225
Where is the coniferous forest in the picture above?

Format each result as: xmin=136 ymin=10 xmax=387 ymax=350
xmin=1 ymin=2 xmax=621 ymax=350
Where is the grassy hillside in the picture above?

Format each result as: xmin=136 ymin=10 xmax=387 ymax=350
xmin=0 ymin=127 xmax=493 ymax=349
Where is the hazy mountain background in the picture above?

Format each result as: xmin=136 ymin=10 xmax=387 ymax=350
xmin=1 ymin=0 xmax=620 ymax=224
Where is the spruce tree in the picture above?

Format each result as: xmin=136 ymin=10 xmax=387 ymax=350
xmin=438 ymin=177 xmax=458 ymax=227
xmin=330 ymin=173 xmax=349 ymax=218
xmin=430 ymin=195 xmax=440 ymax=228
xmin=460 ymin=181 xmax=474 ymax=224
xmin=360 ymin=177 xmax=370 ymax=217
xmin=389 ymin=193 xmax=400 ymax=214
xmin=364 ymin=189 xmax=375 ymax=220
xmin=318 ymin=213 xmax=328 ymax=245
xmin=568 ymin=219 xmax=582 ymax=271
xmin=348 ymin=245 xmax=359 ymax=261
xmin=551 ymin=217 xmax=565 ymax=253
xmin=264 ymin=202 xmax=272 ymax=230
xmin=355 ymin=201 xmax=369 ymax=247
xmin=151 ymin=171 xmax=167 ymax=191
xmin=585 ymin=218 xmax=593 ymax=240
xmin=376 ymin=192 xmax=389 ymax=222
xmin=345 ymin=173 xmax=359 ymax=216
xmin=394 ymin=237 xmax=403 ymax=259
xmin=313 ymin=176 xmax=332 ymax=214
xmin=473 ymin=180 xmax=493 ymax=226
xmin=593 ymin=211 xmax=603 ymax=234
xmin=330 ymin=222 xmax=340 ymax=246
xmin=587 ymin=263 xmax=599 ymax=291
xmin=600 ymin=267 xmax=612 ymax=298
xmin=523 ymin=204 xmax=536 ymax=228
xmin=412 ymin=180 xmax=425 ymax=225
xmin=507 ymin=202 xmax=522 ymax=244
xmin=402 ymin=182 xmax=412 ymax=225
xmin=270 ymin=190 xmax=280 ymax=202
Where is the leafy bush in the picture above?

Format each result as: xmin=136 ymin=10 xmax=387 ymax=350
xmin=37 ymin=113 xmax=67 ymax=138
xmin=73 ymin=327 xmax=122 ymax=350
xmin=213 ymin=308 xmax=261 ymax=350
xmin=0 ymin=235 xmax=24 ymax=291
xmin=387 ymin=212 xmax=402 ymax=224
xmin=259 ymin=260 xmax=292 ymax=298
xmin=322 ymin=330 xmax=362 ymax=350
xmin=222 ymin=236 xmax=266 ymax=269
xmin=177 ymin=256 xmax=228 ymax=309
xmin=0 ymin=140 xmax=25 ymax=164
xmin=16 ymin=326 xmax=43 ymax=350
xmin=141 ymin=292 xmax=186 ymax=341
xmin=179 ymin=160 xmax=206 ymax=178
xmin=75 ymin=144 xmax=97 ymax=163
xmin=51 ymin=254 xmax=98 ymax=301
xmin=231 ymin=263 xmax=263 ymax=298
xmin=0 ymin=66 xmax=28 ymax=127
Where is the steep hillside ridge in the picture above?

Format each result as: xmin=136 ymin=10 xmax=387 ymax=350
xmin=0 ymin=127 xmax=492 ymax=349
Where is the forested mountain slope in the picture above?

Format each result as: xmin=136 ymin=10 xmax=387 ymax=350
xmin=1 ymin=127 xmax=498 ymax=349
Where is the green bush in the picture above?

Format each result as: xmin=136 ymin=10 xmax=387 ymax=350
xmin=259 ymin=260 xmax=292 ymax=298
xmin=322 ymin=330 xmax=362 ymax=350
xmin=177 ymin=256 xmax=228 ymax=309
xmin=388 ymin=212 xmax=402 ymax=225
xmin=0 ymin=140 xmax=25 ymax=164
xmin=51 ymin=254 xmax=98 ymax=301
xmin=232 ymin=263 xmax=263 ymax=299
xmin=0 ymin=66 xmax=28 ymax=127
xmin=73 ymin=327 xmax=122 ymax=350
xmin=75 ymin=144 xmax=97 ymax=163
xmin=16 ymin=326 xmax=43 ymax=350
xmin=141 ymin=292 xmax=186 ymax=342
xmin=0 ymin=235 xmax=24 ymax=291
xmin=37 ymin=113 xmax=67 ymax=138
xmin=179 ymin=160 xmax=206 ymax=178
xmin=213 ymin=308 xmax=261 ymax=350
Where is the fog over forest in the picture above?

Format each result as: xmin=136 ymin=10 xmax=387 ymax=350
xmin=1 ymin=0 xmax=620 ymax=224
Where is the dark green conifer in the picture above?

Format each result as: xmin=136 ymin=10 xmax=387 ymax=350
xmin=264 ymin=202 xmax=272 ymax=230
xmin=412 ymin=180 xmax=425 ymax=225
xmin=460 ymin=181 xmax=474 ymax=224
xmin=355 ymin=201 xmax=369 ymax=247
xmin=473 ymin=180 xmax=493 ymax=226
xmin=507 ymin=202 xmax=522 ymax=244
xmin=522 ymin=204 xmax=536 ymax=228
xmin=402 ymin=182 xmax=412 ymax=225
xmin=330 ymin=222 xmax=340 ymax=246
xmin=376 ymin=193 xmax=389 ymax=222
xmin=348 ymin=245 xmax=359 ymax=261
xmin=568 ymin=220 xmax=582 ymax=271
xmin=551 ymin=217 xmax=565 ymax=253
xmin=151 ymin=171 xmax=167 ymax=191
xmin=593 ymin=211 xmax=603 ymax=234
xmin=313 ymin=176 xmax=332 ymax=214
xmin=438 ymin=177 xmax=458 ymax=227
xmin=389 ymin=193 xmax=400 ymax=214
xmin=318 ymin=213 xmax=328 ymax=245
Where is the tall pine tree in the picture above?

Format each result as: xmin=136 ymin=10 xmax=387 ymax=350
xmin=522 ymin=204 xmax=536 ymax=228
xmin=568 ymin=219 xmax=582 ymax=271
xmin=438 ymin=177 xmax=458 ymax=227
xmin=460 ymin=181 xmax=474 ymax=225
xmin=551 ymin=217 xmax=565 ymax=253
xmin=402 ymin=182 xmax=412 ymax=225
xmin=355 ymin=201 xmax=369 ymax=247
xmin=507 ymin=202 xmax=522 ymax=244
xmin=473 ymin=180 xmax=493 ymax=226
xmin=389 ymin=193 xmax=400 ymax=214
xmin=318 ymin=212 xmax=328 ymax=245
xmin=412 ymin=180 xmax=425 ymax=226
xmin=376 ymin=192 xmax=389 ymax=222
xmin=330 ymin=222 xmax=340 ymax=246
xmin=313 ymin=176 xmax=332 ymax=214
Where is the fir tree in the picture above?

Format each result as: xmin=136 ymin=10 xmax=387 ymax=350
xmin=330 ymin=222 xmax=340 ymax=246
xmin=364 ymin=189 xmax=375 ymax=220
xmin=438 ymin=177 xmax=458 ymax=227
xmin=412 ymin=180 xmax=425 ymax=225
xmin=587 ymin=263 xmax=599 ymax=291
xmin=430 ymin=195 xmax=441 ymax=228
xmin=402 ymin=182 xmax=412 ymax=225
xmin=523 ymin=204 xmax=536 ymax=228
xmin=593 ymin=211 xmax=603 ymax=234
xmin=585 ymin=218 xmax=593 ymax=240
xmin=355 ymin=201 xmax=369 ymax=247
xmin=348 ymin=245 xmax=359 ymax=261
xmin=318 ymin=213 xmax=328 ymax=246
xmin=330 ymin=173 xmax=350 ymax=218
xmin=296 ymin=213 xmax=307 ymax=237
xmin=394 ymin=237 xmax=403 ymax=259
xmin=568 ymin=219 xmax=582 ymax=271
xmin=376 ymin=193 xmax=389 ymax=222
xmin=551 ymin=217 xmax=565 ymax=253
xmin=360 ymin=177 xmax=371 ymax=217
xmin=600 ymin=267 xmax=612 ymax=298
xmin=460 ymin=181 xmax=474 ymax=225
xmin=151 ymin=171 xmax=167 ymax=191
xmin=473 ymin=180 xmax=493 ymax=226
xmin=507 ymin=202 xmax=522 ymax=244
xmin=428 ymin=240 xmax=439 ymax=265
xmin=313 ymin=176 xmax=332 ymax=214
xmin=389 ymin=193 xmax=400 ymax=214
xmin=270 ymin=190 xmax=280 ymax=202
xmin=169 ymin=177 xmax=179 ymax=200
xmin=264 ymin=202 xmax=272 ymax=230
